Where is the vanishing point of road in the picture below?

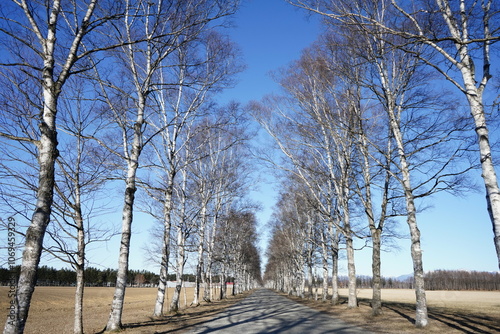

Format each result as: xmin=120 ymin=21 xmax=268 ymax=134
xmin=186 ymin=289 xmax=372 ymax=333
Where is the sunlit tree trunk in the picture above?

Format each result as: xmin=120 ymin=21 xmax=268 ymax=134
xmin=464 ymin=81 xmax=500 ymax=268
xmin=2 ymin=1 xmax=98 ymax=333
xmin=320 ymin=229 xmax=329 ymax=301
xmin=153 ymin=177 xmax=174 ymax=316
xmin=329 ymin=219 xmax=340 ymax=305
xmin=73 ymin=193 xmax=85 ymax=334
xmin=170 ymin=173 xmax=188 ymax=312
xmin=387 ymin=104 xmax=428 ymax=327
xmin=106 ymin=145 xmax=141 ymax=331
xmin=193 ymin=204 xmax=208 ymax=306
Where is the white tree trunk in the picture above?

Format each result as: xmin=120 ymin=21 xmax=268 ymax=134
xmin=106 ymin=96 xmax=144 ymax=330
xmin=193 ymin=204 xmax=208 ymax=306
xmin=105 ymin=173 xmax=137 ymax=331
xmin=203 ymin=211 xmax=219 ymax=303
xmin=74 ymin=206 xmax=85 ymax=334
xmin=320 ymin=230 xmax=329 ymax=301
xmin=329 ymin=219 xmax=339 ymax=305
xmin=170 ymin=227 xmax=186 ymax=313
xmin=464 ymin=85 xmax=500 ymax=269
xmin=345 ymin=234 xmax=357 ymax=308
xmin=3 ymin=87 xmax=59 ymax=334
xmin=74 ymin=265 xmax=84 ymax=334
xmin=153 ymin=180 xmax=174 ymax=316
xmin=389 ymin=109 xmax=428 ymax=328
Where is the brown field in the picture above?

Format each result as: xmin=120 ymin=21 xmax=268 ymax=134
xmin=1 ymin=287 xmax=499 ymax=333
xmin=0 ymin=286 xmax=247 ymax=333
xmin=287 ymin=288 xmax=500 ymax=333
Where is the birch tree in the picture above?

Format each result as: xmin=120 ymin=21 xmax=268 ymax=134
xmin=339 ymin=6 xmax=471 ymax=325
xmin=187 ymin=106 xmax=251 ymax=305
xmin=90 ymin=0 xmax=239 ymax=327
xmin=146 ymin=29 xmax=242 ymax=316
xmin=288 ymin=0 xmax=500 ymax=272
xmin=49 ymin=77 xmax=115 ymax=334
xmin=91 ymin=1 xmax=190 ymax=328
xmin=398 ymin=0 xmax=500 ymax=271
xmin=253 ymin=49 xmax=363 ymax=307
xmin=0 ymin=1 xmax=123 ymax=333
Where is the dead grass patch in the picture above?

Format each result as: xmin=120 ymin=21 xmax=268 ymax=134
xmin=284 ymin=289 xmax=500 ymax=333
xmin=0 ymin=286 xmax=249 ymax=333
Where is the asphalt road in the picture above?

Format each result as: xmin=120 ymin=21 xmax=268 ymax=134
xmin=187 ymin=289 xmax=372 ymax=334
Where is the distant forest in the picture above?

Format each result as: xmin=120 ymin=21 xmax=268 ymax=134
xmin=0 ymin=266 xmax=183 ymax=287
xmin=339 ymin=270 xmax=500 ymax=291
xmin=1 ymin=267 xmax=498 ymax=290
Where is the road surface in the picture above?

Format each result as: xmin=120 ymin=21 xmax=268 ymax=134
xmin=186 ymin=289 xmax=372 ymax=333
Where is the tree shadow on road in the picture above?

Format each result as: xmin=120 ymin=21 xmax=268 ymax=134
xmin=98 ymin=291 xmax=252 ymax=333
xmin=286 ymin=294 xmax=500 ymax=334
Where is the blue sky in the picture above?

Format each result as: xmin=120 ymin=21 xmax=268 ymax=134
xmin=44 ymin=0 xmax=499 ymax=277
xmin=215 ymin=0 xmax=499 ymax=277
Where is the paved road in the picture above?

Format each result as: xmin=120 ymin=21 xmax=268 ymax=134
xmin=186 ymin=289 xmax=372 ymax=334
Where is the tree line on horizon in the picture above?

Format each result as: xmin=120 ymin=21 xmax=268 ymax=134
xmin=2 ymin=266 xmax=497 ymax=291
xmin=0 ymin=266 xmax=240 ymax=288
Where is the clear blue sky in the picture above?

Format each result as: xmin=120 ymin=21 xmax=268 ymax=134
xmin=215 ymin=0 xmax=499 ymax=277
xmin=53 ymin=0 xmax=499 ymax=277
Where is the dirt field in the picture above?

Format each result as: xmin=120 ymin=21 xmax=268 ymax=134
xmin=0 ymin=286 xmax=245 ymax=333
xmin=288 ymin=288 xmax=500 ymax=333
xmin=1 ymin=287 xmax=499 ymax=333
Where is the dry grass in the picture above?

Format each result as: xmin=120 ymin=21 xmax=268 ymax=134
xmin=0 ymin=286 xmax=248 ymax=333
xmin=286 ymin=288 xmax=500 ymax=333
xmin=2 ymin=286 xmax=499 ymax=333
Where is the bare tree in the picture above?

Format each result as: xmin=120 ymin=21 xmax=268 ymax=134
xmin=49 ymin=77 xmax=115 ymax=334
xmin=186 ymin=107 xmax=252 ymax=305
xmin=0 ymin=1 xmax=125 ymax=332
xmin=146 ymin=29 xmax=242 ymax=315
xmin=288 ymin=0 xmax=500 ymax=272
xmin=93 ymin=3 xmax=171 ymax=328
xmin=252 ymin=49 xmax=364 ymax=307
xmin=88 ymin=0 xmax=239 ymax=327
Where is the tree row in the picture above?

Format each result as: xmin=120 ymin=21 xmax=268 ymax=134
xmin=257 ymin=0 xmax=500 ymax=328
xmin=0 ymin=1 xmax=261 ymax=334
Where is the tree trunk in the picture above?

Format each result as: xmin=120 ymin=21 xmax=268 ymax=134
xmin=153 ymin=181 xmax=174 ymax=316
xmin=74 ymin=265 xmax=84 ymax=334
xmin=357 ymin=115 xmax=386 ymax=316
xmin=307 ymin=254 xmax=314 ymax=298
xmin=105 ymin=180 xmax=136 ymax=331
xmin=371 ymin=229 xmax=382 ymax=315
xmin=106 ymin=113 xmax=143 ymax=330
xmin=345 ymin=233 xmax=357 ymax=308
xmin=170 ymin=227 xmax=186 ymax=313
xmin=341 ymin=193 xmax=357 ymax=308
xmin=203 ymin=212 xmax=219 ymax=303
xmin=330 ymin=223 xmax=339 ymax=305
xmin=193 ymin=205 xmax=208 ymax=306
xmin=3 ymin=90 xmax=59 ymax=334
xmin=465 ymin=89 xmax=500 ymax=269
xmin=74 ymin=207 xmax=85 ymax=334
xmin=437 ymin=0 xmax=500 ymax=270
xmin=389 ymin=109 xmax=428 ymax=328
xmin=320 ymin=230 xmax=329 ymax=301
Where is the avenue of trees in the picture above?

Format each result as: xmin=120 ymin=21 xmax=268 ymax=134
xmin=0 ymin=1 xmax=261 ymax=334
xmin=258 ymin=0 xmax=500 ymax=329
xmin=1 ymin=0 xmax=499 ymax=333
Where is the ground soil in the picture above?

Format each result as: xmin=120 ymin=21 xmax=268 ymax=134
xmin=285 ymin=288 xmax=500 ymax=333
xmin=1 ymin=287 xmax=499 ymax=333
xmin=0 ymin=286 xmax=248 ymax=333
